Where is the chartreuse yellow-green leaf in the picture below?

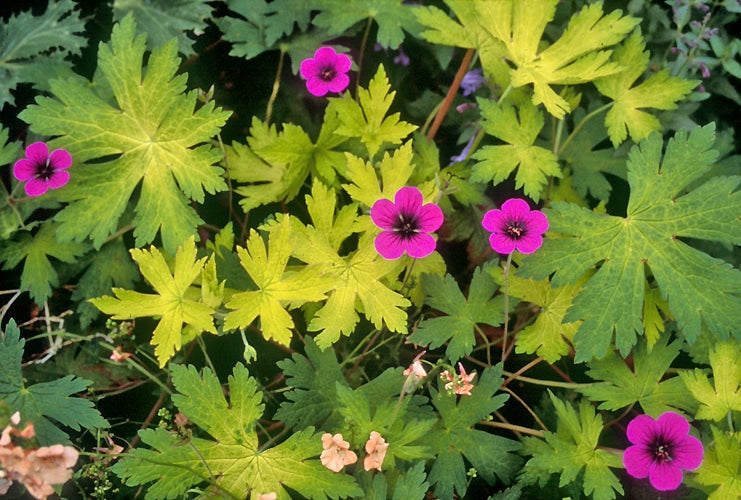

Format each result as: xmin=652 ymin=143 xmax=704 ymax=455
xmin=331 ymin=65 xmax=416 ymax=158
xmin=679 ymin=341 xmax=741 ymax=422
xmin=472 ymin=99 xmax=561 ymax=201
xmin=223 ymin=215 xmax=332 ymax=346
xmin=342 ymin=141 xmax=438 ymax=208
xmin=695 ymin=426 xmax=741 ymax=500
xmin=508 ymin=272 xmax=585 ymax=364
xmin=111 ymin=363 xmax=362 ymax=500
xmin=521 ymin=125 xmax=741 ymax=361
xmin=91 ymin=236 xmax=216 ymax=367
xmin=595 ymin=30 xmax=697 ymax=146
xmin=18 ymin=14 xmax=231 ymax=255
xmin=288 ymin=182 xmax=410 ymax=348
xmin=417 ymin=0 xmax=638 ymax=118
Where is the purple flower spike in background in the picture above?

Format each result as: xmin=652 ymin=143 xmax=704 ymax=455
xmin=623 ymin=412 xmax=704 ymax=491
xmin=13 ymin=142 xmax=72 ymax=197
xmin=300 ymin=47 xmax=352 ymax=97
xmin=460 ymin=68 xmax=485 ymax=96
xmin=371 ymin=186 xmax=444 ymax=260
xmin=482 ymin=198 xmax=548 ymax=254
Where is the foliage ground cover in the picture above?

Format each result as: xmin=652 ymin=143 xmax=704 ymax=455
xmin=1 ymin=0 xmax=740 ymax=499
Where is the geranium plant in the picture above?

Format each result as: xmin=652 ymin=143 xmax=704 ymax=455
xmin=0 ymin=1 xmax=739 ymax=499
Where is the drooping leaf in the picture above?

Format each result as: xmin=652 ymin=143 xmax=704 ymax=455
xmin=417 ymin=0 xmax=638 ymax=118
xmin=520 ymin=392 xmax=624 ymax=500
xmin=0 ymin=0 xmax=84 ymax=107
xmin=426 ymin=365 xmax=522 ymax=499
xmin=521 ymin=125 xmax=741 ymax=361
xmin=312 ymin=0 xmax=421 ymax=49
xmin=595 ymin=30 xmax=698 ymax=147
xmin=223 ymin=215 xmax=332 ymax=346
xmin=0 ymin=223 xmax=87 ymax=304
xmin=19 ymin=14 xmax=231 ymax=255
xmin=113 ymin=0 xmax=213 ymax=55
xmin=0 ymin=319 xmax=109 ymax=446
xmin=508 ymin=273 xmax=585 ymax=364
xmin=471 ymin=99 xmax=561 ymax=201
xmin=408 ymin=269 xmax=503 ymax=364
xmin=578 ymin=336 xmax=697 ymax=416
xmin=91 ymin=236 xmax=216 ymax=368
xmin=679 ymin=341 xmax=741 ymax=422
xmin=331 ymin=65 xmax=417 ymax=159
xmin=694 ymin=426 xmax=741 ymax=500
xmin=112 ymin=363 xmax=362 ymax=500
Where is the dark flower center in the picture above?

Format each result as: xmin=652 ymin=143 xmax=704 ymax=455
xmin=653 ymin=442 xmax=672 ymax=463
xmin=394 ymin=213 xmax=418 ymax=238
xmin=320 ymin=66 xmax=336 ymax=82
xmin=35 ymin=160 xmax=54 ymax=180
xmin=504 ymin=221 xmax=526 ymax=240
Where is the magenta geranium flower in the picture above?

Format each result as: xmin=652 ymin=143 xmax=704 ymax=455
xmin=623 ymin=412 xmax=704 ymax=491
xmin=371 ymin=186 xmax=444 ymax=260
xmin=481 ymin=198 xmax=548 ymax=254
xmin=299 ymin=47 xmax=352 ymax=97
xmin=13 ymin=142 xmax=72 ymax=197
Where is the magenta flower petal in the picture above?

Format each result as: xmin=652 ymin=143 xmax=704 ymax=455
xmin=513 ymin=233 xmax=543 ymax=254
xmin=370 ymin=186 xmax=444 ymax=260
xmin=49 ymin=149 xmax=72 ymax=169
xmin=481 ymin=198 xmax=548 ymax=254
xmin=623 ymin=445 xmax=652 ymax=479
xmin=300 ymin=47 xmax=353 ymax=97
xmin=416 ymin=203 xmax=444 ymax=232
xmin=25 ymin=142 xmax=49 ymax=164
xmin=370 ymin=198 xmax=398 ymax=230
xmin=649 ymin=461 xmax=684 ymax=491
xmin=489 ymin=233 xmax=517 ymax=254
xmin=623 ymin=412 xmax=703 ymax=492
xmin=13 ymin=159 xmax=36 ymax=181
xmin=405 ymin=233 xmax=437 ymax=258
xmin=24 ymin=178 xmax=50 ymax=197
xmin=328 ymin=73 xmax=350 ymax=93
xmin=306 ymin=79 xmax=330 ymax=97
xmin=46 ymin=170 xmax=71 ymax=190
xmin=374 ymin=231 xmax=406 ymax=260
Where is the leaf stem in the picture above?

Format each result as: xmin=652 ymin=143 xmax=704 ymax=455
xmin=265 ymin=49 xmax=285 ymax=125
xmin=479 ymin=419 xmax=544 ymax=438
xmin=501 ymin=370 xmax=593 ymax=389
xmin=501 ymin=252 xmax=513 ymax=363
xmin=426 ymin=48 xmax=476 ymax=141
xmin=556 ymin=102 xmax=613 ymax=156
xmin=355 ymin=17 xmax=374 ymax=100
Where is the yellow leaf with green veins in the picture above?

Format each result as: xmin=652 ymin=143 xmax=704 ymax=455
xmin=679 ymin=342 xmax=741 ymax=422
xmin=91 ymin=236 xmax=216 ymax=367
xmin=595 ymin=30 xmax=698 ymax=146
xmin=18 ymin=14 xmax=231 ymax=255
xmin=223 ymin=216 xmax=332 ymax=346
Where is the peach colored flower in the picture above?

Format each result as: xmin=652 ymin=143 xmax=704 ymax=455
xmin=110 ymin=346 xmax=133 ymax=361
xmin=257 ymin=493 xmax=277 ymax=500
xmin=441 ymin=363 xmax=476 ymax=396
xmin=403 ymin=360 xmax=427 ymax=379
xmin=363 ymin=431 xmax=389 ymax=472
xmin=320 ymin=433 xmax=357 ymax=472
xmin=0 ymin=442 xmax=78 ymax=499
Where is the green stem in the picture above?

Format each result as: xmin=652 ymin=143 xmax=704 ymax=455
xmin=355 ymin=17 xmax=374 ymax=100
xmin=557 ymin=102 xmax=613 ymax=156
xmin=474 ymin=324 xmax=492 ymax=367
xmin=479 ymin=420 xmax=544 ymax=438
xmin=501 ymin=252 xmax=513 ymax=363
xmin=265 ymin=49 xmax=285 ymax=124
xmin=196 ymin=335 xmax=217 ymax=375
xmin=501 ymin=370 xmax=593 ymax=389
